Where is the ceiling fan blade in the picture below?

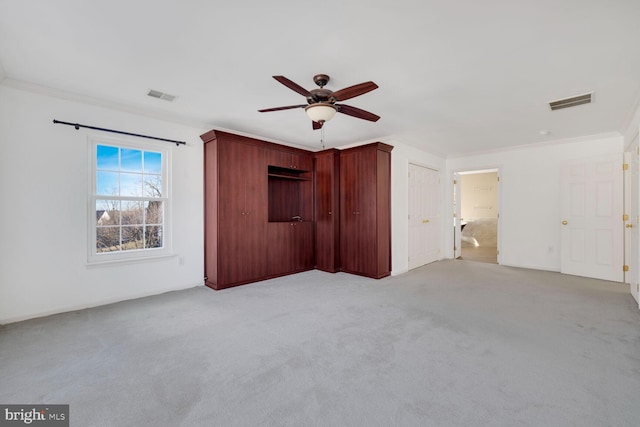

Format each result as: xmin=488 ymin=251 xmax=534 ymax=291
xmin=258 ymin=104 xmax=307 ymax=112
xmin=337 ymin=104 xmax=380 ymax=122
xmin=312 ymin=121 xmax=323 ymax=130
xmin=273 ymin=76 xmax=312 ymax=97
xmin=332 ymin=81 xmax=378 ymax=102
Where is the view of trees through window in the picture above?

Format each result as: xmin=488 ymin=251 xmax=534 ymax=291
xmin=95 ymin=144 xmax=164 ymax=253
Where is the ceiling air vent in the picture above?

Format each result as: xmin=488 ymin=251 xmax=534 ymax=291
xmin=147 ymin=89 xmax=176 ymax=102
xmin=549 ymin=93 xmax=592 ymax=111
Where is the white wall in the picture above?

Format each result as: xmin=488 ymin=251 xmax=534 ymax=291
xmin=447 ymin=134 xmax=623 ymax=272
xmin=623 ymin=98 xmax=640 ymax=151
xmin=0 ymin=84 xmax=205 ymax=323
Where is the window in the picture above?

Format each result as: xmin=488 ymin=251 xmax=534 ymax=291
xmin=89 ymin=137 xmax=170 ymax=263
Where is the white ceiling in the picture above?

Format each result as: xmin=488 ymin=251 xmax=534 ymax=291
xmin=1 ymin=0 xmax=639 ymax=155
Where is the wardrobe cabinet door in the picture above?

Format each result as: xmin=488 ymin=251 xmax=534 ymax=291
xmin=216 ymin=141 xmax=247 ymax=285
xmin=291 ymin=152 xmax=313 ymax=171
xmin=314 ymin=150 xmax=340 ymax=272
xmin=267 ymin=222 xmax=295 ymax=276
xmin=339 ymin=143 xmax=392 ymax=279
xmin=340 ymin=150 xmax=360 ymax=274
xmin=355 ymin=148 xmax=378 ymax=276
xmin=294 ymin=221 xmax=315 ymax=272
xmin=218 ymin=141 xmax=267 ymax=285
xmin=267 ymin=149 xmax=312 ymax=171
xmin=267 ymin=222 xmax=313 ymax=276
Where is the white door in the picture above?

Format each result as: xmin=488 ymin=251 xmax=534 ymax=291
xmin=560 ymin=154 xmax=623 ymax=282
xmin=408 ymin=164 xmax=440 ymax=269
xmin=625 ymin=146 xmax=640 ymax=304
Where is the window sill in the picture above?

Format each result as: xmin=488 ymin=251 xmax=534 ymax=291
xmin=86 ymin=252 xmax=176 ymax=267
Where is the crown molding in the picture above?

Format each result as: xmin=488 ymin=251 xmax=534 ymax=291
xmin=1 ymin=78 xmax=213 ymax=131
xmin=446 ymin=131 xmax=622 ymax=159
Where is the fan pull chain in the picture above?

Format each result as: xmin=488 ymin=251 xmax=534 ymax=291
xmin=320 ymin=126 xmax=325 ymax=150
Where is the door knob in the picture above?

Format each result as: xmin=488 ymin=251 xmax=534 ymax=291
xmin=422 ymin=219 xmax=430 ymax=223
xmin=626 ymin=223 xmax=634 ymax=228
xmin=561 ymin=220 xmax=568 ymax=225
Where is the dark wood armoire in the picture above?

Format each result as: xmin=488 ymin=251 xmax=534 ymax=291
xmin=202 ymin=129 xmax=392 ymax=289
xmin=339 ymin=143 xmax=393 ymax=279
xmin=202 ymin=130 xmax=314 ymax=290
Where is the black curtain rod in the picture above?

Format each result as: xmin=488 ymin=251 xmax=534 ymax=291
xmin=53 ymin=119 xmax=186 ymax=146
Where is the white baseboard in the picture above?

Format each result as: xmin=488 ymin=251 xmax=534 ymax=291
xmin=0 ymin=281 xmax=204 ymax=325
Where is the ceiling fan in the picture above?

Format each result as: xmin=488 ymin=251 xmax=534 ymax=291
xmin=258 ymin=74 xmax=380 ymax=130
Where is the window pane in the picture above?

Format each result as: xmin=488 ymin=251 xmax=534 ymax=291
xmin=96 ymin=200 xmax=120 ymax=225
xmin=145 ymin=201 xmax=163 ymax=224
xmin=144 ymin=151 xmax=162 ymax=174
xmin=144 ymin=174 xmax=162 ymax=197
xmin=97 ymin=227 xmax=120 ymax=252
xmin=97 ymin=171 xmax=119 ymax=196
xmin=122 ymin=226 xmax=144 ymax=250
xmin=145 ymin=226 xmax=163 ymax=249
xmin=120 ymin=173 xmax=143 ymax=197
xmin=91 ymin=141 xmax=168 ymax=261
xmin=97 ymin=145 xmax=119 ymax=170
xmin=121 ymin=149 xmax=142 ymax=172
xmin=122 ymin=201 xmax=143 ymax=225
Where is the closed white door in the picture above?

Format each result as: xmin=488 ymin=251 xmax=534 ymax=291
xmin=561 ymin=154 xmax=623 ymax=282
xmin=408 ymin=164 xmax=440 ymax=269
xmin=625 ymin=147 xmax=640 ymax=304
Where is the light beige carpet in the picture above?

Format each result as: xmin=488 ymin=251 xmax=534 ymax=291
xmin=1 ymin=260 xmax=639 ymax=426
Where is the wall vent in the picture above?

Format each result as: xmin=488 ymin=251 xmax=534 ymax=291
xmin=147 ymin=89 xmax=176 ymax=102
xmin=549 ymin=93 xmax=592 ymax=111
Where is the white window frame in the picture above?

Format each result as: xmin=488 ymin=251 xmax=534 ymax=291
xmin=88 ymin=135 xmax=172 ymax=264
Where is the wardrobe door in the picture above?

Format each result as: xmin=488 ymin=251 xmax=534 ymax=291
xmin=340 ymin=149 xmax=360 ymax=274
xmin=356 ymin=147 xmax=378 ymax=276
xmin=242 ymin=142 xmax=268 ymax=282
xmin=339 ymin=143 xmax=393 ymax=279
xmin=314 ymin=150 xmax=340 ymax=272
xmin=217 ymin=140 xmax=267 ymax=286
xmin=267 ymin=222 xmax=295 ymax=276
xmin=294 ymin=221 xmax=314 ymax=272
xmin=375 ymin=148 xmax=392 ymax=277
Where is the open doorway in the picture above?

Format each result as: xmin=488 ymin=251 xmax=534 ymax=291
xmin=456 ymin=170 xmax=499 ymax=263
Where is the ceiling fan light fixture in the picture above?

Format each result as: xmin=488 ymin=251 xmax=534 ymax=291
xmin=305 ymin=103 xmax=337 ymax=123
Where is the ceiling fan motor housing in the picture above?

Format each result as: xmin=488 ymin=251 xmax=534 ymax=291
xmin=309 ymin=88 xmax=335 ymax=104
xmin=313 ymin=74 xmax=330 ymax=88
